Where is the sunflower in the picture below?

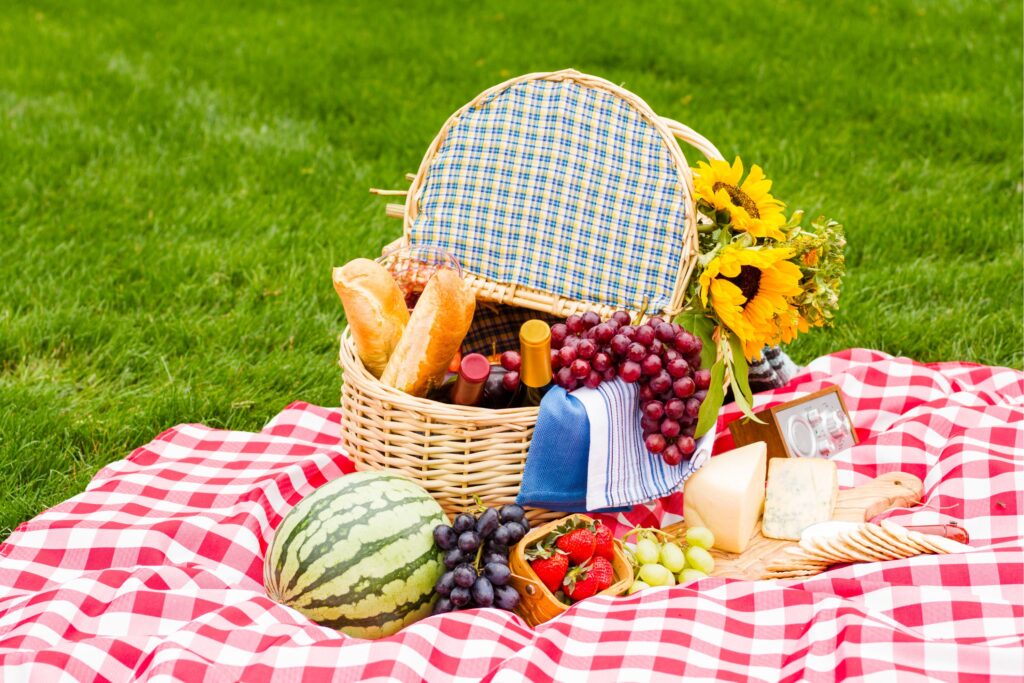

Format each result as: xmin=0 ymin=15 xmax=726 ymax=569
xmin=773 ymin=308 xmax=813 ymax=346
xmin=693 ymin=158 xmax=787 ymax=241
xmin=699 ymin=245 xmax=804 ymax=359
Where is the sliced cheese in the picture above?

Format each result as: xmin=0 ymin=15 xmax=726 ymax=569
xmin=762 ymin=458 xmax=838 ymax=541
xmin=683 ymin=441 xmax=767 ymax=554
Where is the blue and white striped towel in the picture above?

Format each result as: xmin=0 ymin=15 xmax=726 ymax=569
xmin=573 ymin=379 xmax=714 ymax=511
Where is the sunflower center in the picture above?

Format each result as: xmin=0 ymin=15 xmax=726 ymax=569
xmin=725 ymin=265 xmax=762 ymax=303
xmin=713 ymin=181 xmax=761 ymax=218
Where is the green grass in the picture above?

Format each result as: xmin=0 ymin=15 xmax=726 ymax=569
xmin=1 ymin=0 xmax=1021 ymax=538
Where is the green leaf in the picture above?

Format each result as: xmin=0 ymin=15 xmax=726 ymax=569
xmin=726 ymin=333 xmax=754 ymax=407
xmin=694 ymin=358 xmax=725 ymax=438
xmin=675 ymin=308 xmax=717 ymax=369
xmin=729 ymin=374 xmax=763 ymax=423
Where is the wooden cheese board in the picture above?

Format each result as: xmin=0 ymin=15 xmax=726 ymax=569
xmin=663 ymin=471 xmax=925 ymax=580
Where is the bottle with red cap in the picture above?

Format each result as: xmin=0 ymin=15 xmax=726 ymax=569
xmin=450 ymin=353 xmax=491 ymax=406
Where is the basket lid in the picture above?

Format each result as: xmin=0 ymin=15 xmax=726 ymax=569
xmin=404 ymin=69 xmax=701 ymax=318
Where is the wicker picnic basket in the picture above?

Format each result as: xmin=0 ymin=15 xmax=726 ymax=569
xmin=340 ymin=69 xmax=726 ymax=523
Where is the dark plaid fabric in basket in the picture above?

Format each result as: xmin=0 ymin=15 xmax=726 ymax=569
xmin=462 ymin=303 xmax=562 ymax=357
xmin=464 ymin=303 xmax=798 ymax=393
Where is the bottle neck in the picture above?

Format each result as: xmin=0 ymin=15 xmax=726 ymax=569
xmin=519 ymin=346 xmax=552 ymax=407
xmin=450 ymin=375 xmax=485 ymax=406
xmin=450 ymin=353 xmax=490 ymax=406
xmin=520 ymin=328 xmax=552 ymax=389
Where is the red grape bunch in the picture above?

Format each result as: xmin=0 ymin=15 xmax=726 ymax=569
xmin=549 ymin=310 xmax=711 ymax=465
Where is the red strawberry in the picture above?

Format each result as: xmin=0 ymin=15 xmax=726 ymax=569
xmin=528 ymin=547 xmax=569 ymax=594
xmin=562 ymin=559 xmax=607 ymax=602
xmin=556 ymin=528 xmax=596 ymax=564
xmin=590 ymin=555 xmax=615 ymax=591
xmin=593 ymin=523 xmax=615 ymax=561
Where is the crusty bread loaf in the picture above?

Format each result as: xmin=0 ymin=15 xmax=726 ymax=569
xmin=381 ymin=268 xmax=475 ymax=397
xmin=332 ymin=259 xmax=410 ymax=378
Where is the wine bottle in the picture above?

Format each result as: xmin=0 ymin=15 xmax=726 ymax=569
xmin=450 ymin=353 xmax=490 ymax=406
xmin=517 ymin=320 xmax=553 ymax=407
xmin=425 ymin=372 xmax=457 ymax=403
xmin=478 ymin=365 xmax=512 ymax=409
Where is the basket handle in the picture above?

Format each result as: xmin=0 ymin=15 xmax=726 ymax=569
xmin=659 ymin=117 xmax=725 ymax=162
xmin=510 ymin=570 xmax=547 ymax=598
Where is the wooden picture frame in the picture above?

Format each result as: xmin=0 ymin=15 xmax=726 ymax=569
xmin=728 ymin=385 xmax=858 ymax=460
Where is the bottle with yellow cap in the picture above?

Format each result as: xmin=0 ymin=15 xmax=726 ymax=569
xmin=517 ymin=319 xmax=554 ymax=407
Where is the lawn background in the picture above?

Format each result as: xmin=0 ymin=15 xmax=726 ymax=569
xmin=1 ymin=0 xmax=1021 ymax=538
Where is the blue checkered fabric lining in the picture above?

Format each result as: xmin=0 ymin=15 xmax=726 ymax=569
xmin=410 ymin=78 xmax=688 ymax=313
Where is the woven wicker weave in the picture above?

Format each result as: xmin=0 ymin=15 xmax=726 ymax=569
xmin=341 ymin=69 xmax=725 ymax=522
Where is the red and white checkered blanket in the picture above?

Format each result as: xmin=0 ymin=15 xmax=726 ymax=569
xmin=1 ymin=349 xmax=1022 ymax=682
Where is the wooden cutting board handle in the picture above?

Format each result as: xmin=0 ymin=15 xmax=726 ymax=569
xmin=832 ymin=471 xmax=924 ymax=522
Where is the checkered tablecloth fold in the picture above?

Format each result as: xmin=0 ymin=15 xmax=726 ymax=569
xmin=1 ymin=349 xmax=1022 ymax=681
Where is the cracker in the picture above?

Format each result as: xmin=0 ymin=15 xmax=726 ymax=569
xmin=770 ymin=552 xmax=829 ymax=565
xmin=879 ymin=519 xmax=912 ymax=540
xmin=838 ymin=527 xmax=897 ymax=562
xmin=882 ymin=520 xmax=934 ymax=555
xmin=905 ymin=529 xmax=945 ymax=555
xmin=764 ymin=568 xmax=824 ymax=579
xmin=784 ymin=545 xmax=831 ymax=563
xmin=818 ymin=533 xmax=876 ymax=564
xmin=799 ymin=537 xmax=847 ymax=564
xmin=769 ymin=546 xmax=830 ymax=566
xmin=802 ymin=536 xmax=851 ymax=565
xmin=861 ymin=523 xmax=918 ymax=558
xmin=872 ymin=521 xmax=924 ymax=556
xmin=918 ymin=532 xmax=971 ymax=554
xmin=889 ymin=527 xmax=970 ymax=555
xmin=765 ymin=559 xmax=829 ymax=572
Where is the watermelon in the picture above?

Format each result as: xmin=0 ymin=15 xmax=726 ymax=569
xmin=264 ymin=471 xmax=447 ymax=639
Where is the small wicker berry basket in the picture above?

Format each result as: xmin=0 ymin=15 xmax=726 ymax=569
xmin=340 ymin=69 xmax=725 ymax=522
xmin=508 ymin=514 xmax=633 ymax=626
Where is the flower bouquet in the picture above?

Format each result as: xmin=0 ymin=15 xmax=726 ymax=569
xmin=679 ymin=158 xmax=846 ymax=435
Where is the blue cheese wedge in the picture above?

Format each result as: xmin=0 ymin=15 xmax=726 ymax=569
xmin=762 ymin=458 xmax=839 ymax=541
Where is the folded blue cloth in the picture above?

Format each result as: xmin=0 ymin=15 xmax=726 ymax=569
xmin=576 ymin=379 xmax=713 ymax=510
xmin=516 ymin=387 xmax=629 ymax=513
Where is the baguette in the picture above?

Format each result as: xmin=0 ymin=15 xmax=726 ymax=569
xmin=381 ymin=268 xmax=475 ymax=397
xmin=332 ymin=259 xmax=410 ymax=378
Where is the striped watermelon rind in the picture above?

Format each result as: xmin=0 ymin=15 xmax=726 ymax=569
xmin=264 ymin=471 xmax=447 ymax=639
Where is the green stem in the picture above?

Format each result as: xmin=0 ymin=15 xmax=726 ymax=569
xmin=621 ymin=526 xmax=676 ymax=544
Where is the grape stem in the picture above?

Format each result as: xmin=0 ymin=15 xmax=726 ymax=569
xmin=617 ymin=538 xmax=640 ymax=570
xmin=469 ymin=495 xmax=487 ymax=515
xmin=621 ymin=526 xmax=678 ymax=545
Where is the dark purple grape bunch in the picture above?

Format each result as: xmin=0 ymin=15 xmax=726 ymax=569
xmin=430 ymin=504 xmax=528 ymax=614
xmin=550 ymin=310 xmax=711 ymax=465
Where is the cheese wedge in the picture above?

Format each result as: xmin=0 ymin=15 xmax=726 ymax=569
xmin=683 ymin=442 xmax=767 ymax=554
xmin=762 ymin=458 xmax=838 ymax=541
